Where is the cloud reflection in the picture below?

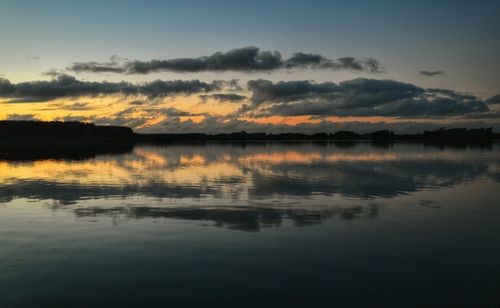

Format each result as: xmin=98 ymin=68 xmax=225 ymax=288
xmin=0 ymin=142 xmax=498 ymax=230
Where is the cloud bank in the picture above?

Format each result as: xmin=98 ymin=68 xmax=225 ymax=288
xmin=67 ymin=47 xmax=383 ymax=74
xmin=0 ymin=74 xmax=233 ymax=102
xmin=242 ymin=78 xmax=490 ymax=118
xmin=2 ymin=74 xmax=498 ymax=134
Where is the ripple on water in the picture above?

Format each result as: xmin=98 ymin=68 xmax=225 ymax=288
xmin=0 ymin=249 xmax=70 ymax=267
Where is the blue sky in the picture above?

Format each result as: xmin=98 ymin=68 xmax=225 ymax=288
xmin=2 ymin=0 xmax=499 ymax=93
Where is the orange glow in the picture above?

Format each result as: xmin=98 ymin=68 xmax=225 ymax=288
xmin=179 ymin=115 xmax=205 ymax=123
xmin=137 ymin=115 xmax=167 ymax=129
xmin=180 ymin=154 xmax=206 ymax=165
xmin=1 ymin=94 xmax=492 ymax=131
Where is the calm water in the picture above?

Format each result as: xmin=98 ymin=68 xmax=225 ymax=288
xmin=1 ymin=142 xmax=499 ymax=307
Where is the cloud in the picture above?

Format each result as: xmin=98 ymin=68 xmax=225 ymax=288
xmin=55 ymin=106 xmax=204 ymax=129
xmin=42 ymin=69 xmax=66 ymax=78
xmin=245 ymin=79 xmax=341 ymax=112
xmin=67 ymin=55 xmax=129 ymax=74
xmin=0 ymin=74 xmax=234 ymax=102
xmin=67 ymin=47 xmax=383 ymax=74
xmin=129 ymin=100 xmax=145 ymax=105
xmin=199 ymin=93 xmax=247 ymax=103
xmin=486 ymin=94 xmax=500 ymax=105
xmin=4 ymin=114 xmax=39 ymax=121
xmin=52 ymin=115 xmax=89 ymax=122
xmin=3 ymin=73 xmax=498 ymax=133
xmin=52 ymin=102 xmax=499 ymax=134
xmin=420 ymin=70 xmax=445 ymax=77
xmin=34 ymin=102 xmax=96 ymax=112
xmin=70 ymin=62 xmax=125 ymax=73
xmin=242 ymin=78 xmax=490 ymax=118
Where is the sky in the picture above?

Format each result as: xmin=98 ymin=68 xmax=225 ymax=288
xmin=0 ymin=0 xmax=499 ymax=133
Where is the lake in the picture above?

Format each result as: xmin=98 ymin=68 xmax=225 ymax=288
xmin=1 ymin=141 xmax=499 ymax=307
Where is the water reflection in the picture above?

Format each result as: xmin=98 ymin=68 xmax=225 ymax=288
xmin=0 ymin=140 xmax=133 ymax=161
xmin=70 ymin=204 xmax=379 ymax=232
xmin=0 ymin=142 xmax=498 ymax=230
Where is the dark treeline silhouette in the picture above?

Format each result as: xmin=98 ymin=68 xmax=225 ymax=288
xmin=0 ymin=120 xmax=133 ymax=139
xmin=0 ymin=120 xmax=498 ymax=142
xmin=138 ymin=128 xmax=499 ymax=142
xmin=0 ymin=139 xmax=134 ymax=161
xmin=0 ymin=121 xmax=134 ymax=161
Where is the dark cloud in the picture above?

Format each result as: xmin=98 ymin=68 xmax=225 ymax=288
xmin=420 ymin=70 xmax=445 ymax=77
xmin=70 ymin=62 xmax=125 ymax=73
xmin=126 ymin=47 xmax=283 ymax=74
xmin=68 ymin=55 xmax=128 ymax=73
xmin=199 ymin=93 xmax=247 ymax=103
xmin=283 ymin=53 xmax=382 ymax=72
xmin=243 ymin=78 xmax=491 ymax=118
xmin=426 ymin=88 xmax=477 ymax=101
xmin=486 ymin=94 xmax=500 ymax=105
xmin=67 ymin=47 xmax=383 ymax=74
xmin=0 ymin=74 xmax=232 ymax=102
xmin=283 ymin=52 xmax=326 ymax=68
xmin=247 ymin=79 xmax=340 ymax=108
xmin=336 ymin=78 xmax=425 ymax=108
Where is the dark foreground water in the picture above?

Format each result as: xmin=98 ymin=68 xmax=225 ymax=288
xmin=0 ymin=141 xmax=499 ymax=307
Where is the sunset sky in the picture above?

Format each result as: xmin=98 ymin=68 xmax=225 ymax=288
xmin=1 ymin=0 xmax=499 ymax=133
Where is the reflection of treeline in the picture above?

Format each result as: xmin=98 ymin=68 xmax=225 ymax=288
xmin=0 ymin=121 xmax=497 ymax=141
xmin=0 ymin=139 xmax=134 ymax=161
xmin=139 ymin=128 xmax=498 ymax=142
xmin=0 ymin=121 xmax=133 ymax=139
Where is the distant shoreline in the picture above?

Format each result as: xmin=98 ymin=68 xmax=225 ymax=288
xmin=0 ymin=120 xmax=499 ymax=143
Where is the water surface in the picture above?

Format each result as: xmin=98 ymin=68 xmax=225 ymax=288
xmin=1 ymin=142 xmax=499 ymax=307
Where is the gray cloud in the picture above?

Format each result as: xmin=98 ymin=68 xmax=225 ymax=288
xmin=420 ymin=70 xmax=445 ymax=77
xmin=0 ymin=74 xmax=233 ymax=102
xmin=68 ymin=55 xmax=128 ymax=73
xmin=52 ymin=115 xmax=89 ymax=122
xmin=70 ymin=62 xmax=125 ymax=73
xmin=4 ymin=114 xmax=39 ymax=121
xmin=486 ymin=94 xmax=500 ymax=105
xmin=63 ymin=102 xmax=92 ymax=110
xmin=67 ymin=47 xmax=383 ymax=74
xmin=243 ymin=78 xmax=491 ymax=118
xmin=35 ymin=102 xmax=95 ymax=111
xmin=246 ymin=79 xmax=340 ymax=109
xmin=199 ymin=93 xmax=247 ymax=103
xmin=42 ymin=69 xmax=65 ymax=78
